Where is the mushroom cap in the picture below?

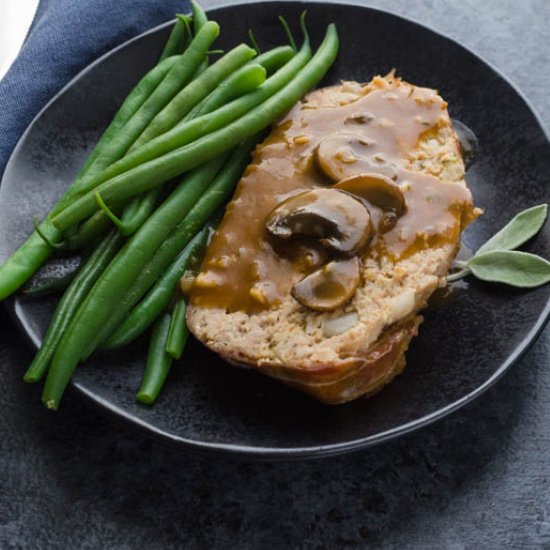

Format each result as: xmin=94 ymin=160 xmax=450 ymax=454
xmin=265 ymin=188 xmax=373 ymax=255
xmin=334 ymin=173 xmax=406 ymax=215
xmin=268 ymin=236 xmax=329 ymax=272
xmin=291 ymin=256 xmax=361 ymax=311
xmin=315 ymin=132 xmax=397 ymax=182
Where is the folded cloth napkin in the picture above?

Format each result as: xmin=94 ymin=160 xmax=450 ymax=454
xmin=0 ymin=0 xmax=189 ymax=178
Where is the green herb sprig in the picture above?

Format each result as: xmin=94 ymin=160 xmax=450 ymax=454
xmin=448 ymin=204 xmax=550 ymax=287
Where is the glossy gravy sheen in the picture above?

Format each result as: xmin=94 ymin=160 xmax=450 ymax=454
xmin=191 ymin=79 xmax=475 ymax=313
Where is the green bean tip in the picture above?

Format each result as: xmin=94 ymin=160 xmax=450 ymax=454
xmin=136 ymin=392 xmax=155 ymax=405
xmin=43 ymin=398 xmax=58 ymax=411
xmin=176 ymin=14 xmax=193 ymax=35
xmin=248 ymin=29 xmax=261 ymax=54
xmin=277 ymin=15 xmax=297 ymax=51
xmin=299 ymin=11 xmax=309 ymax=43
xmin=33 ymin=218 xmax=64 ymax=249
xmin=23 ymin=372 xmax=40 ymax=384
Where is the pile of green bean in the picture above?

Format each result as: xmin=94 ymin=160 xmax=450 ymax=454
xmin=0 ymin=2 xmax=339 ymax=409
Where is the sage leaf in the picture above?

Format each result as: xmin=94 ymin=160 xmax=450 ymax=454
xmin=476 ymin=204 xmax=548 ymax=254
xmin=468 ymin=250 xmax=550 ymax=287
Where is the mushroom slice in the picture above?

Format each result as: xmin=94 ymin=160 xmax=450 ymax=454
xmin=315 ymin=132 xmax=377 ymax=181
xmin=334 ymin=173 xmax=406 ymax=233
xmin=265 ymin=188 xmax=372 ymax=255
xmin=334 ymin=173 xmax=406 ymax=214
xmin=269 ymin=236 xmax=329 ymax=272
xmin=292 ymin=257 xmax=361 ymax=312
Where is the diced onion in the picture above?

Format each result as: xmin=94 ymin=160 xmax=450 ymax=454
xmin=390 ymin=288 xmax=415 ymax=319
xmin=322 ymin=312 xmax=359 ymax=338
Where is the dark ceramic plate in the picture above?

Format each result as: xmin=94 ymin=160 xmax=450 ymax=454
xmin=2 ymin=2 xmax=550 ymax=460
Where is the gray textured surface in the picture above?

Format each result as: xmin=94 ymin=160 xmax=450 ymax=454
xmin=1 ymin=0 xmax=550 ymax=548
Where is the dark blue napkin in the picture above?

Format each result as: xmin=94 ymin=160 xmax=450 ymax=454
xmin=0 ymin=0 xmax=189 ymax=177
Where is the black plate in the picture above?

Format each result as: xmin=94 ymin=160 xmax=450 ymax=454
xmin=1 ymin=1 xmax=549 ymax=460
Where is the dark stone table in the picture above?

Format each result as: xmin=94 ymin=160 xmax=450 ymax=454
xmin=2 ymin=1 xmax=549 ymax=548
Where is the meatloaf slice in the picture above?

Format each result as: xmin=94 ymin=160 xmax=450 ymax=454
xmin=186 ymin=74 xmax=478 ymax=404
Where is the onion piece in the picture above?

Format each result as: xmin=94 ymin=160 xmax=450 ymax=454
xmin=322 ymin=312 xmax=359 ymax=338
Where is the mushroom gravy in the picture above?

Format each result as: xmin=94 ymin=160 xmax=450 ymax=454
xmin=191 ymin=77 xmax=476 ymax=313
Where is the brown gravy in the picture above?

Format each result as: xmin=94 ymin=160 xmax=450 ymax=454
xmin=191 ymin=78 xmax=475 ymax=313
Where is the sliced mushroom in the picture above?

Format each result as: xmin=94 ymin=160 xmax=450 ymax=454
xmin=269 ymin=236 xmax=329 ymax=272
xmin=315 ymin=132 xmax=376 ymax=182
xmin=291 ymin=257 xmax=361 ymax=311
xmin=334 ymin=174 xmax=406 ymax=233
xmin=265 ymin=188 xmax=373 ymax=255
xmin=334 ymin=173 xmax=406 ymax=214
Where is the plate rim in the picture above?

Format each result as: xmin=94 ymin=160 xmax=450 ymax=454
xmin=2 ymin=0 xmax=550 ymax=460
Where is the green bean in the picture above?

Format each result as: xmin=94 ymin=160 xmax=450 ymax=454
xmin=253 ymin=45 xmax=294 ymax=75
xmin=184 ymin=46 xmax=293 ymax=122
xmin=136 ymin=313 xmax=173 ymax=405
xmin=90 ymin=20 xmax=218 ymax=165
xmin=61 ymin=22 xmax=191 ymax=245
xmin=43 ymin=138 xmax=259 ymax=409
xmin=41 ymin=158 xmax=225 ymax=409
xmin=189 ymin=63 xmax=266 ymax=118
xmin=55 ymin=24 xmax=221 ymax=244
xmin=0 ymin=55 xmax=181 ymax=299
xmin=119 ymin=58 xmax=269 ymax=238
xmin=96 ymin=16 xmax=191 ymax=240
xmin=191 ymin=0 xmax=209 ymax=77
xmin=105 ymin=48 xmax=289 ymax=237
xmin=248 ymin=29 xmax=261 ymax=55
xmin=24 ymin=230 xmax=124 ymax=383
xmin=67 ymin=24 xmax=229 ymax=246
xmin=117 ymin=190 xmax=161 ymax=237
xmin=53 ymin=52 xmax=177 ymax=252
xmin=67 ymin=56 xmax=181 ymax=196
xmin=64 ymin=210 xmax=113 ymax=250
xmin=117 ymin=43 xmax=257 ymax=235
xmin=132 ymin=43 xmax=256 ymax=148
xmin=94 ymin=60 xmax=264 ymax=240
xmin=55 ymin=21 xmax=219 ymax=213
xmin=94 ymin=181 xmax=173 ymax=239
xmin=54 ymin=55 xmax=183 ymax=214
xmin=166 ymin=299 xmax=189 ymax=360
xmin=0 ymin=17 xmax=204 ymax=299
xmin=94 ymin=192 xmax=127 ymax=232
xmin=159 ymin=16 xmax=191 ymax=61
xmin=0 ymin=219 xmax=62 ymax=301
xmin=64 ymin=26 xmax=190 ymax=244
xmin=52 ymin=24 xmax=339 ymax=233
xmin=51 ymin=37 xmax=311 ymax=215
xmin=278 ymin=16 xmax=297 ymax=52
xmin=192 ymin=1 xmax=209 ymax=35
xmin=86 ymin=42 xmax=307 ymax=194
xmin=85 ymin=137 xmax=260 ymax=359
xmin=104 ymin=226 xmax=209 ymax=349
xmin=176 ymin=13 xmax=192 ymax=33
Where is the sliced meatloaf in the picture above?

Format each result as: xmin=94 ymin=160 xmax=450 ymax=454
xmin=186 ymin=74 xmax=478 ymax=404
